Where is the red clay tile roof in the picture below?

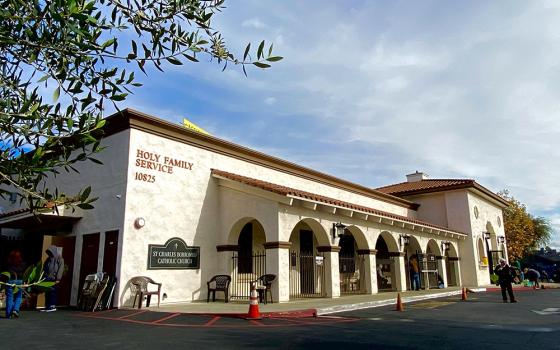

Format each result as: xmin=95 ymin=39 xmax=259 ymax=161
xmin=212 ymin=169 xmax=466 ymax=236
xmin=376 ymin=179 xmax=475 ymax=196
xmin=0 ymin=207 xmax=30 ymax=219
xmin=376 ymin=179 xmax=509 ymax=207
xmin=0 ymin=201 xmax=71 ymax=219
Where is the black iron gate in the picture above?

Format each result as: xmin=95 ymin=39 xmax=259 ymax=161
xmin=231 ymin=251 xmax=266 ymax=300
xmin=289 ymin=251 xmax=326 ymax=299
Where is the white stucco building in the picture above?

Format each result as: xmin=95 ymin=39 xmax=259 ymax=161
xmin=0 ymin=109 xmax=510 ymax=307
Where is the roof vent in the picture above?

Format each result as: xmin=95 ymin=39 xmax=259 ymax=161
xmin=406 ymin=171 xmax=429 ymax=182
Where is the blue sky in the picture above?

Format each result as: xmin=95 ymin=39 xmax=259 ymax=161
xmin=117 ymin=0 xmax=560 ymax=247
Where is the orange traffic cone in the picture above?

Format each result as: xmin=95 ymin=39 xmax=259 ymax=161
xmin=461 ymin=287 xmax=467 ymax=301
xmin=246 ymin=282 xmax=262 ymax=320
xmin=396 ymin=293 xmax=404 ymax=312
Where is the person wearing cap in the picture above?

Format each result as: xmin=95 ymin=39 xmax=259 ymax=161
xmin=495 ymin=258 xmax=517 ymax=303
xmin=42 ymin=246 xmax=64 ymax=312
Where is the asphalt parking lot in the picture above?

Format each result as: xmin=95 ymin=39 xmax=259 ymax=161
xmin=1 ymin=289 xmax=559 ymax=349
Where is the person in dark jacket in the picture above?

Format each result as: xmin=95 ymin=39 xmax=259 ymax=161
xmin=42 ymin=246 xmax=64 ymax=312
xmin=495 ymin=258 xmax=517 ymax=303
xmin=524 ymin=268 xmax=540 ymax=289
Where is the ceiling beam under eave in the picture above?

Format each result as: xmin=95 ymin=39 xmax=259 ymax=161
xmin=317 ymin=204 xmax=336 ymax=214
xmin=354 ymin=212 xmax=368 ymax=221
xmin=337 ymin=208 xmax=353 ymax=217
xmin=385 ymin=219 xmax=394 ymax=226
xmin=301 ymin=201 xmax=318 ymax=211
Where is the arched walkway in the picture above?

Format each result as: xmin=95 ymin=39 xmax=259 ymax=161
xmin=404 ymin=236 xmax=423 ymax=291
xmin=445 ymin=243 xmax=460 ymax=287
xmin=227 ymin=218 xmax=267 ymax=300
xmin=288 ymin=219 xmax=329 ymax=299
xmin=338 ymin=226 xmax=368 ymax=294
xmin=425 ymin=239 xmax=442 ymax=289
xmin=375 ymin=232 xmax=399 ymax=291
xmin=486 ymin=222 xmax=505 ymax=274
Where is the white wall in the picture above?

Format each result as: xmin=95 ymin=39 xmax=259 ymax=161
xmin=407 ymin=193 xmax=448 ymax=227
xmin=401 ymin=188 xmax=506 ymax=287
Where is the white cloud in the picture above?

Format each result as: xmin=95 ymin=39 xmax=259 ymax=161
xmin=129 ymin=1 xmax=560 ymax=247
xmin=241 ymin=17 xmax=266 ymax=29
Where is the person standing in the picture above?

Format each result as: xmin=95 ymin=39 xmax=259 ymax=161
xmin=42 ymin=246 xmax=64 ymax=312
xmin=409 ymin=255 xmax=420 ymax=291
xmin=5 ymin=250 xmax=26 ymax=318
xmin=495 ymin=258 xmax=517 ymax=303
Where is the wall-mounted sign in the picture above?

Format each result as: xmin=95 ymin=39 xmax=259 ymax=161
xmin=315 ymin=256 xmax=324 ymax=266
xmin=148 ymin=237 xmax=200 ymax=270
xmin=134 ymin=149 xmax=194 ymax=184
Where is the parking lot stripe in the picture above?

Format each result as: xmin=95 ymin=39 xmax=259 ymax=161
xmin=118 ymin=310 xmax=148 ymax=319
xmin=204 ymin=316 xmax=221 ymax=326
xmin=152 ymin=312 xmax=181 ymax=324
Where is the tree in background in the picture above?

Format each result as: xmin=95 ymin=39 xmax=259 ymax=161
xmin=498 ymin=190 xmax=552 ymax=261
xmin=0 ymin=0 xmax=281 ymax=211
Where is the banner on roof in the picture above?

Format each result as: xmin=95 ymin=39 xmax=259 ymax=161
xmin=182 ymin=118 xmax=210 ymax=135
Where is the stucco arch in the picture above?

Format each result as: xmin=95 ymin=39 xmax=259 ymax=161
xmin=426 ymin=239 xmax=442 ymax=256
xmin=486 ymin=221 xmax=497 ymax=250
xmin=288 ymin=218 xmax=330 ymax=247
xmin=344 ymin=225 xmax=369 ymax=249
xmin=446 ymin=242 xmax=458 ymax=258
xmin=405 ymin=235 xmax=423 ymax=255
xmin=477 ymin=237 xmax=486 ymax=263
xmin=227 ymin=217 xmax=267 ymax=246
xmin=376 ymin=231 xmax=399 ymax=252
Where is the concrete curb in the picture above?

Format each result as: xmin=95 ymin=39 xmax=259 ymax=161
xmin=317 ymin=288 xmax=486 ymax=315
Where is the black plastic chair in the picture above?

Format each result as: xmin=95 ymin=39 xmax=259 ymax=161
xmin=256 ymin=274 xmax=276 ymax=304
xmin=207 ymin=275 xmax=231 ymax=303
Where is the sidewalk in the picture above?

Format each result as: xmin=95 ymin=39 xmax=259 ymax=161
xmin=136 ymin=282 xmax=560 ymax=318
xmin=141 ymin=287 xmax=468 ymax=317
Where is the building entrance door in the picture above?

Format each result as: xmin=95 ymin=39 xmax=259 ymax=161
xmin=79 ymin=233 xmax=100 ymax=292
xmin=102 ymin=231 xmax=119 ymax=278
xmin=299 ymin=230 xmax=314 ymax=294
xmin=50 ymin=236 xmax=76 ymax=306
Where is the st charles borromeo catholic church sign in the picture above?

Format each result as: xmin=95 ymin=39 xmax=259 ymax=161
xmin=148 ymin=237 xmax=200 ymax=270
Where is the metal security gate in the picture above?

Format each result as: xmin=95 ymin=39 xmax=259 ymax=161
xmin=420 ymin=254 xmax=439 ymax=289
xmin=340 ymin=254 xmax=365 ymax=294
xmin=289 ymin=251 xmax=326 ymax=299
xmin=446 ymin=258 xmax=458 ymax=286
xmin=231 ymin=251 xmax=266 ymax=300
